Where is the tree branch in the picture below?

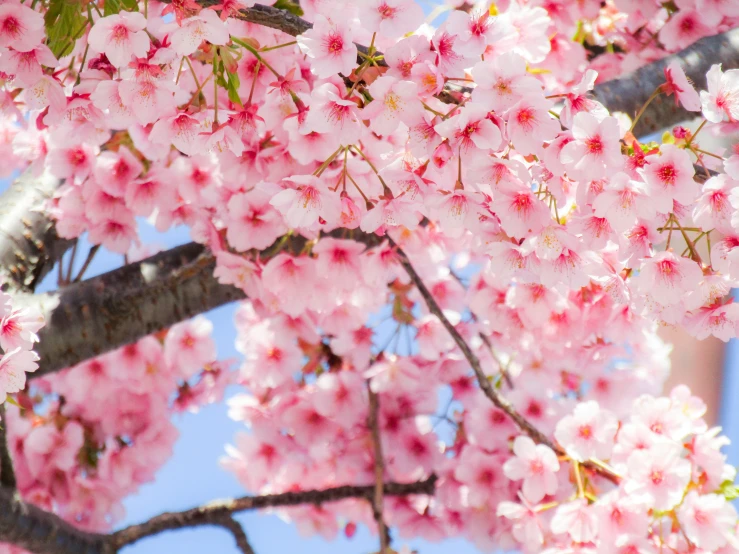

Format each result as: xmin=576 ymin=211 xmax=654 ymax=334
xmin=367 ymin=387 xmax=390 ymax=553
xmin=0 ymin=486 xmax=112 ymax=554
xmin=593 ymin=28 xmax=739 ymax=136
xmin=19 ymin=229 xmax=383 ymax=379
xmin=178 ymin=2 xmax=739 ymax=134
xmin=0 ymin=169 xmax=73 ymax=294
xmin=111 ymin=476 xmax=437 ymax=551
xmin=0 ymin=405 xmax=16 ymax=492
xmin=21 ymin=242 xmax=244 ymax=378
xmin=387 ymin=237 xmax=621 ymax=484
xmin=215 ymin=517 xmax=256 ymax=554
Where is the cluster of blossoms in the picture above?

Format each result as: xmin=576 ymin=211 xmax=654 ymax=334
xmin=0 ymin=0 xmax=739 ymax=552
xmin=0 ymin=315 xmax=224 ymax=554
xmin=0 ymin=292 xmax=42 ymax=402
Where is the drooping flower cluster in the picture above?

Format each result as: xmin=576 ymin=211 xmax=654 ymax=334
xmin=0 ymin=315 xmax=225 ymax=545
xmin=0 ymin=0 xmax=739 ymax=552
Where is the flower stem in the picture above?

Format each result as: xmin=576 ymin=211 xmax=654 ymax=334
xmin=629 ymin=87 xmax=661 ymax=134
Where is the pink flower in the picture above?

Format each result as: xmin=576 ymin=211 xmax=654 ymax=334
xmin=270 ymin=175 xmax=342 ymax=229
xmin=0 ymin=347 xmax=38 ymax=403
xmin=169 ymin=9 xmax=228 ymax=57
xmin=0 ymin=3 xmax=45 ymax=52
xmin=639 ymin=144 xmax=696 ymax=213
xmin=88 ymin=12 xmax=150 ymax=68
xmin=164 ymin=316 xmax=217 ymax=379
xmin=358 ymin=0 xmax=423 ymax=38
xmin=226 ymin=183 xmax=286 ymax=251
xmin=662 ymin=61 xmax=701 ymax=112
xmin=46 ymin=144 xmax=96 ymax=183
xmin=0 ymin=307 xmax=43 ymax=352
xmin=678 ymin=492 xmax=738 ymax=551
xmin=24 ymin=422 xmax=84 ymax=478
xmin=20 ymin=75 xmax=65 ymax=112
xmin=592 ymin=172 xmax=653 ymax=233
xmin=560 ymin=113 xmax=623 ymax=181
xmin=93 ymin=147 xmax=144 ymax=198
xmin=550 ymin=499 xmax=598 ymax=543
xmin=659 ymin=10 xmax=709 ymax=52
xmin=701 ymin=64 xmax=739 ymax=123
xmin=444 ymin=10 xmax=496 ymax=58
xmin=634 ymin=251 xmax=703 ymax=307
xmin=312 ymin=238 xmax=364 ymax=287
xmin=297 ymin=15 xmax=357 ymax=79
xmin=560 ymin=69 xmax=608 ymax=129
xmin=625 ymin=442 xmax=691 ymax=510
xmin=150 ymin=113 xmax=205 ymax=156
xmin=262 ymin=254 xmax=317 ymax=317
xmin=554 ymin=401 xmax=618 ymax=462
xmin=503 ymin=436 xmax=560 ymax=503
xmin=0 ymin=44 xmax=56 ymax=87
xmin=471 ymin=52 xmax=542 ymax=112
xmin=304 ymin=83 xmax=365 ymax=147
xmin=453 ymin=446 xmax=506 ymax=507
xmin=87 ymin=210 xmax=138 ymax=254
xmin=435 ymin=104 xmax=502 ymax=153
xmin=506 ymin=96 xmax=560 ymax=157
xmin=362 ymin=76 xmax=424 ymax=136
xmin=694 ymin=174 xmax=738 ymax=234
xmin=497 ymin=501 xmax=544 ymax=552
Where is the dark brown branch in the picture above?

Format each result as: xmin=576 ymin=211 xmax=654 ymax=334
xmin=0 ymin=486 xmax=112 ymax=554
xmin=0 ymin=170 xmax=73 ymax=294
xmin=367 ymin=388 xmax=390 ymax=553
xmin=593 ymin=28 xmax=739 ymax=136
xmin=387 ymin=237 xmax=621 ymax=484
xmin=22 ymin=242 xmax=244 ymax=378
xmin=111 ymin=476 xmax=437 ymax=551
xmin=0 ymin=405 xmax=16 ymax=492
xmin=20 ymin=230 xmax=382 ymax=379
xmin=215 ymin=517 xmax=256 ymax=554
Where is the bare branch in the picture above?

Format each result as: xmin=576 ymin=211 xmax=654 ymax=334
xmin=0 ymin=169 xmax=74 ymax=294
xmin=215 ymin=517 xmax=256 ymax=554
xmin=111 ymin=476 xmax=437 ymax=551
xmin=367 ymin=387 xmax=391 ymax=553
xmin=593 ymin=28 xmax=739 ymax=136
xmin=387 ymin=237 xmax=621 ymax=484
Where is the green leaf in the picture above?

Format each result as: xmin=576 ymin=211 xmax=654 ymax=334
xmin=104 ymin=0 xmax=121 ymax=16
xmin=45 ymin=0 xmax=87 ymax=58
xmin=4 ymin=396 xmax=19 ymax=408
xmin=719 ymin=479 xmax=739 ymax=501
xmin=273 ymin=0 xmax=304 ymax=17
xmin=121 ymin=0 xmax=140 ymax=10
xmin=226 ymin=71 xmax=242 ymax=106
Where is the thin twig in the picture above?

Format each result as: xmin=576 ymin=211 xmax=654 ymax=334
xmin=388 ymin=237 xmax=621 ymax=484
xmin=367 ymin=386 xmax=391 ymax=553
xmin=0 ymin=405 xmax=16 ymax=492
xmin=72 ymin=245 xmax=100 ymax=283
xmin=216 ymin=517 xmax=256 ymax=554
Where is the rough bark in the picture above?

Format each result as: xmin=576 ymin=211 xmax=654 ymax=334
xmin=20 ymin=230 xmax=382 ymax=378
xmin=0 ymin=487 xmax=112 ymax=554
xmin=593 ymin=28 xmax=739 ymax=136
xmin=0 ymin=170 xmax=73 ymax=294
xmin=20 ymin=242 xmax=243 ymax=378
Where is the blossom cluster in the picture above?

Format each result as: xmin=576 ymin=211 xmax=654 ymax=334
xmin=0 ymin=0 xmax=739 ymax=552
xmin=0 ymin=292 xmax=43 ymax=403
xmin=0 ymin=315 xmax=224 ymax=551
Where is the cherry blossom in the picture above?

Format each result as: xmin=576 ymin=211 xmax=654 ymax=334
xmin=88 ymin=12 xmax=150 ymax=69
xmin=296 ymin=15 xmax=358 ymax=79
